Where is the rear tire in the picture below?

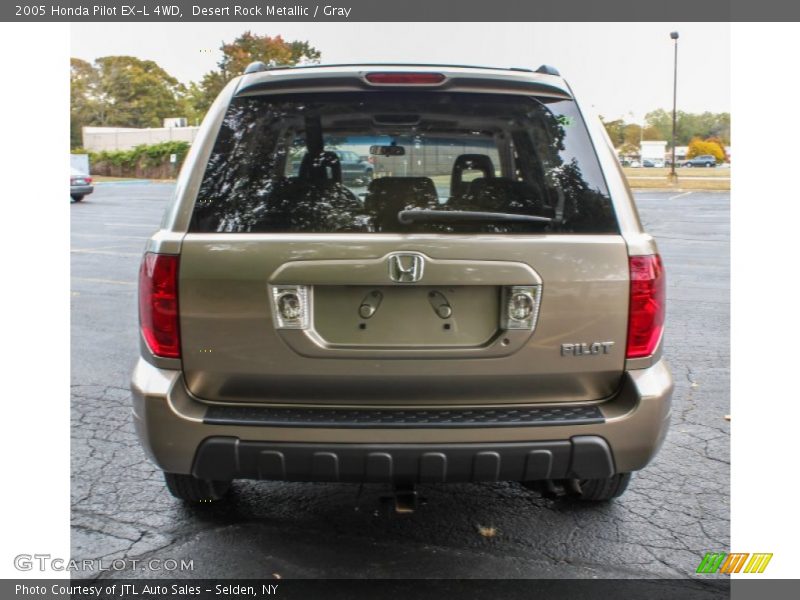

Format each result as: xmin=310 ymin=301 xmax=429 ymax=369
xmin=573 ymin=473 xmax=632 ymax=501
xmin=523 ymin=473 xmax=632 ymax=502
xmin=163 ymin=472 xmax=231 ymax=502
xmin=71 ymin=194 xmax=84 ymax=202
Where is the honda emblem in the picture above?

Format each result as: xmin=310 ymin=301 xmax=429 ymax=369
xmin=388 ymin=253 xmax=424 ymax=283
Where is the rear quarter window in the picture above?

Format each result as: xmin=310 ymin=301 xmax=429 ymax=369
xmin=190 ymin=91 xmax=618 ymax=235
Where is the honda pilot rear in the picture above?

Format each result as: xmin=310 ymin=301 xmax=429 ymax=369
xmin=131 ymin=64 xmax=673 ymax=504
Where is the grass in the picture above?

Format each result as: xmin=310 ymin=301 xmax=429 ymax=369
xmin=624 ymin=177 xmax=729 ymax=191
xmin=623 ymin=167 xmax=730 ymax=190
xmin=623 ymin=166 xmax=730 ymax=179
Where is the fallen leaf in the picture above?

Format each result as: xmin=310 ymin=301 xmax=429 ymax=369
xmin=477 ymin=525 xmax=497 ymax=538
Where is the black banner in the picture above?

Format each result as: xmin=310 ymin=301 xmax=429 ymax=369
xmin=4 ymin=0 xmax=800 ymax=22
xmin=2 ymin=578 xmax=740 ymax=600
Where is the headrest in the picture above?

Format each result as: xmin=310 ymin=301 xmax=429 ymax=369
xmin=298 ymin=150 xmax=342 ymax=183
xmin=450 ymin=154 xmax=495 ymax=198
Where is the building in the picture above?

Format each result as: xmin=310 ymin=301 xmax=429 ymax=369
xmin=640 ymin=140 xmax=667 ymax=163
xmin=82 ymin=118 xmax=199 ymax=152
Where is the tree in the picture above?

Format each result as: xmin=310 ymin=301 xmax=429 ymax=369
xmin=644 ymin=109 xmax=672 ymax=142
xmin=94 ymin=56 xmax=186 ymax=128
xmin=645 ymin=109 xmax=730 ymax=146
xmin=617 ymin=142 xmax=640 ymax=158
xmin=190 ymin=32 xmax=321 ymax=117
xmin=70 ymin=55 xmax=188 ymax=147
xmin=601 ymin=118 xmax=625 ymax=147
xmin=686 ymin=137 xmax=726 ymax=163
xmin=70 ymin=58 xmax=100 ymax=148
xmin=622 ymin=123 xmax=643 ymax=146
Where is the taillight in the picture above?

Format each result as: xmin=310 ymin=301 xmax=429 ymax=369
xmin=365 ymin=72 xmax=446 ymax=85
xmin=626 ymin=255 xmax=665 ymax=359
xmin=139 ymin=253 xmax=180 ymax=358
xmin=85 ymin=176 xmax=93 ymax=184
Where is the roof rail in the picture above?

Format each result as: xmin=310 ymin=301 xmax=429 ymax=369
xmin=244 ymin=61 xmax=268 ymax=74
xmin=535 ymin=65 xmax=561 ymax=76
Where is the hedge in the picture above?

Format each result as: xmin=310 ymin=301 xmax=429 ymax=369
xmin=87 ymin=141 xmax=191 ymax=179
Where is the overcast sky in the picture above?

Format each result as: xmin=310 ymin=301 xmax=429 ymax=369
xmin=71 ymin=22 xmax=730 ymax=121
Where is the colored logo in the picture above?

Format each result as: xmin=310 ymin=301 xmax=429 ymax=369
xmin=696 ymin=552 xmax=773 ymax=574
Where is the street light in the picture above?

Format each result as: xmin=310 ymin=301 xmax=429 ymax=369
xmin=670 ymin=31 xmax=679 ymax=181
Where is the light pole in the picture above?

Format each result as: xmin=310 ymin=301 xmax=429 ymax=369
xmin=670 ymin=31 xmax=679 ymax=182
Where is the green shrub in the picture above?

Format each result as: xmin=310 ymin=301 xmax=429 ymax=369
xmin=88 ymin=141 xmax=191 ymax=172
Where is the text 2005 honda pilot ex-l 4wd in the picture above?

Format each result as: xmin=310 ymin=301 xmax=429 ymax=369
xmin=131 ymin=63 xmax=673 ymax=505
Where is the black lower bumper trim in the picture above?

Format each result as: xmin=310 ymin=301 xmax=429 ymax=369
xmin=203 ymin=404 xmax=604 ymax=428
xmin=191 ymin=435 xmax=615 ymax=484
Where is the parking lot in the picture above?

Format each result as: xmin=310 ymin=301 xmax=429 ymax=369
xmin=71 ymin=184 xmax=729 ymax=579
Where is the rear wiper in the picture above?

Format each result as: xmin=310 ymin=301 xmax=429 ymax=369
xmin=398 ymin=209 xmax=552 ymax=225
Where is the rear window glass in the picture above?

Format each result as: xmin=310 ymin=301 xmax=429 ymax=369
xmin=190 ymin=92 xmax=617 ymax=234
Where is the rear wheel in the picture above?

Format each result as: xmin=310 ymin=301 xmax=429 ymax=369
xmin=163 ymin=472 xmax=231 ymax=502
xmin=71 ymin=194 xmax=84 ymax=202
xmin=574 ymin=473 xmax=632 ymax=501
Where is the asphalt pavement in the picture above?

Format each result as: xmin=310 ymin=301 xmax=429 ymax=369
xmin=70 ymin=184 xmax=730 ymax=580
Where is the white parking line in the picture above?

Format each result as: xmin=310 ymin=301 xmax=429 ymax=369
xmin=669 ymin=191 xmax=694 ymax=201
xmin=73 ymin=244 xmax=136 ymax=252
xmin=72 ymin=277 xmax=136 ymax=286
xmin=72 ymin=232 xmax=149 ymax=240
xmin=71 ymin=248 xmax=141 ymax=257
xmin=102 ymin=222 xmax=157 ymax=228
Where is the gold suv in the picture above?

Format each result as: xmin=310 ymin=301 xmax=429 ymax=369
xmin=132 ymin=64 xmax=672 ymax=504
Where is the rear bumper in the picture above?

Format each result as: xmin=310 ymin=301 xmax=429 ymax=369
xmin=192 ymin=436 xmax=615 ymax=483
xmin=131 ymin=358 xmax=673 ymax=482
xmin=71 ymin=185 xmax=94 ymax=196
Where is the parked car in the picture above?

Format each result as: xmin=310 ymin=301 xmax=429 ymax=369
xmin=683 ymin=154 xmax=717 ymax=168
xmin=70 ymin=167 xmax=93 ymax=202
xmin=132 ymin=64 xmax=672 ymax=506
xmin=337 ymin=149 xmax=375 ymax=184
xmin=642 ymin=159 xmax=665 ymax=168
xmin=289 ymin=148 xmax=374 ymax=185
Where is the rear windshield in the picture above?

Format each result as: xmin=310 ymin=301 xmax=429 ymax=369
xmin=190 ymin=92 xmax=617 ymax=234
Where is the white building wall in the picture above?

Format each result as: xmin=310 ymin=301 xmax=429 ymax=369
xmin=82 ymin=126 xmax=200 ymax=152
xmin=640 ymin=140 xmax=668 ymax=161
